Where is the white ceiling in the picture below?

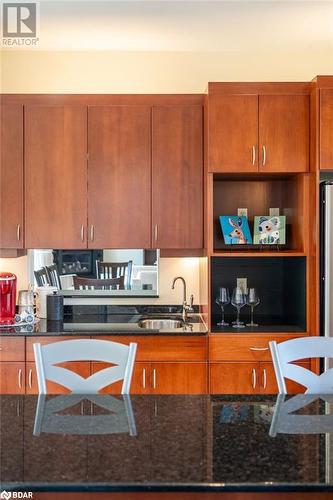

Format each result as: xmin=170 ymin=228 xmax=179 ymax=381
xmin=29 ymin=1 xmax=333 ymax=51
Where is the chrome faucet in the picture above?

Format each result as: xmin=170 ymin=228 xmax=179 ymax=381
xmin=171 ymin=276 xmax=194 ymax=321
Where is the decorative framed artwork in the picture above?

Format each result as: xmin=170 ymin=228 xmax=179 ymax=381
xmin=219 ymin=216 xmax=253 ymax=245
xmin=253 ymin=216 xmax=286 ymax=245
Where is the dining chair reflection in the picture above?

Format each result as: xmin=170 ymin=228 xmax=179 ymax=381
xmin=269 ymin=393 xmax=333 ymax=437
xmin=33 ymin=394 xmax=137 ymax=437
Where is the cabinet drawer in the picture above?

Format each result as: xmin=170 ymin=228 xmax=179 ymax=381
xmin=26 ymin=336 xmax=87 ymax=361
xmin=93 ymin=336 xmax=207 ymax=362
xmin=209 ymin=335 xmax=307 ymax=362
xmin=0 ymin=337 xmax=25 ymax=362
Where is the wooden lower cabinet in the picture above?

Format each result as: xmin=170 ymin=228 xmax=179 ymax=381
xmin=210 ymin=361 xmax=310 ymax=394
xmin=0 ymin=362 xmax=25 ymax=394
xmin=210 ymin=362 xmax=258 ymax=394
xmin=93 ymin=361 xmax=207 ymax=394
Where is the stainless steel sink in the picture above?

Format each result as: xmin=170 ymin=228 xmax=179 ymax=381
xmin=138 ymin=318 xmax=184 ymax=329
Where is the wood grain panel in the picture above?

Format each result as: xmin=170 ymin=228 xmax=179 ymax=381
xmin=208 ymin=94 xmax=258 ymax=173
xmin=0 ymin=337 xmax=25 ymax=361
xmin=151 ymin=362 xmax=207 ymax=394
xmin=88 ymin=106 xmax=151 ymax=248
xmin=25 ymin=105 xmax=87 ymax=248
xmin=210 ymin=362 xmax=258 ymax=394
xmin=0 ymin=104 xmax=24 ymax=248
xmin=209 ymin=334 xmax=305 ymax=362
xmin=320 ymin=89 xmax=333 ymax=170
xmin=0 ymin=362 xmax=25 ymax=393
xmin=93 ymin=336 xmax=207 ymax=362
xmin=259 ymin=95 xmax=309 ymax=172
xmin=152 ymin=105 xmax=203 ymax=249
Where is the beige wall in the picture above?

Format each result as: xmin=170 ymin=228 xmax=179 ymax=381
xmin=1 ymin=49 xmax=333 ymax=94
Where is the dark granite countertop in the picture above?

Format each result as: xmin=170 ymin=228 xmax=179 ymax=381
xmin=0 ymin=394 xmax=332 ymax=493
xmin=0 ymin=305 xmax=208 ymax=336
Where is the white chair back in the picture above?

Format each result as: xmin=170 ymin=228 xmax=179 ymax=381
xmin=269 ymin=337 xmax=333 ymax=394
xmin=33 ymin=339 xmax=137 ymax=394
xmin=33 ymin=394 xmax=137 ymax=436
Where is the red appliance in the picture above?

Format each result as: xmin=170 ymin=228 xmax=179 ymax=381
xmin=0 ymin=272 xmax=17 ymax=325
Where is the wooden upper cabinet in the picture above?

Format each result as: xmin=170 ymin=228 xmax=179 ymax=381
xmin=87 ymin=106 xmax=151 ymax=248
xmin=208 ymin=94 xmax=259 ymax=173
xmin=320 ymin=89 xmax=333 ymax=170
xmin=152 ymin=105 xmax=203 ymax=249
xmin=25 ymin=105 xmax=87 ymax=249
xmin=259 ymin=95 xmax=309 ymax=172
xmin=0 ymin=104 xmax=24 ymax=248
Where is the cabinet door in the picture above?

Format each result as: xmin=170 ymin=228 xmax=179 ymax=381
xmin=88 ymin=106 xmax=151 ymax=248
xmin=26 ymin=362 xmax=91 ymax=394
xmin=320 ymin=89 xmax=333 ymax=170
xmin=0 ymin=362 xmax=25 ymax=394
xmin=0 ymin=104 xmax=24 ymax=248
xmin=259 ymin=95 xmax=309 ymax=172
xmin=91 ymin=361 xmax=150 ymax=394
xmin=152 ymin=106 xmax=203 ymax=249
xmin=208 ymin=94 xmax=258 ymax=173
xmin=210 ymin=362 xmax=259 ymax=394
xmin=151 ymin=362 xmax=207 ymax=394
xmin=25 ymin=105 xmax=87 ymax=248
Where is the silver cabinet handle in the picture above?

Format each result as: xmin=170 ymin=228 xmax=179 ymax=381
xmin=262 ymin=145 xmax=266 ymax=166
xmin=250 ymin=347 xmax=269 ymax=351
xmin=28 ymin=369 xmax=32 ymax=389
xmin=252 ymin=146 xmax=256 ymax=166
xmin=142 ymin=368 xmax=146 ymax=389
xmin=80 ymin=225 xmax=85 ymax=242
xmin=154 ymin=224 xmax=158 ymax=242
xmin=153 ymin=368 xmax=157 ymax=389
xmin=17 ymin=224 xmax=21 ymax=241
xmin=90 ymin=225 xmax=94 ymax=241
xmin=16 ymin=400 xmax=20 ymax=417
xmin=263 ymin=368 xmax=267 ymax=390
xmin=18 ymin=369 xmax=22 ymax=389
xmin=251 ymin=368 xmax=256 ymax=389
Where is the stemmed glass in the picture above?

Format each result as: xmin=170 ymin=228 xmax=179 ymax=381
xmin=231 ymin=287 xmax=246 ymax=328
xmin=246 ymin=288 xmax=260 ymax=327
xmin=215 ymin=287 xmax=230 ymax=326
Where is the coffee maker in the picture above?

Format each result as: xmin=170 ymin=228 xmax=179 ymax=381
xmin=0 ymin=272 xmax=17 ymax=325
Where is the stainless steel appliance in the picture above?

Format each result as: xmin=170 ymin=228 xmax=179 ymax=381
xmin=320 ymin=181 xmax=333 ymax=371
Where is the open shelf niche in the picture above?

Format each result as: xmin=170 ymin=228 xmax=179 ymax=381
xmin=212 ymin=174 xmax=308 ymax=255
xmin=211 ymin=256 xmax=307 ymax=333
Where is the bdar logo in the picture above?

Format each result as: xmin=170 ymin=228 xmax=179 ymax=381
xmin=2 ymin=3 xmax=37 ymax=37
xmin=0 ymin=491 xmax=11 ymax=500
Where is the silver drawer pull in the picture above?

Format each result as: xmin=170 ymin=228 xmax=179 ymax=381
xmin=18 ymin=369 xmax=22 ymax=389
xmin=262 ymin=145 xmax=267 ymax=166
xmin=17 ymin=224 xmax=21 ymax=241
xmin=250 ymin=347 xmax=269 ymax=351
xmin=28 ymin=369 xmax=32 ymax=389
xmin=263 ymin=368 xmax=267 ymax=390
xmin=90 ymin=225 xmax=95 ymax=241
xmin=251 ymin=145 xmax=256 ymax=166
xmin=153 ymin=368 xmax=157 ymax=389
xmin=252 ymin=368 xmax=256 ymax=389
xmin=142 ymin=368 xmax=146 ymax=389
xmin=80 ymin=225 xmax=85 ymax=242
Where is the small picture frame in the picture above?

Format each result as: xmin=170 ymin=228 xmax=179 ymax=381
xmin=253 ymin=216 xmax=286 ymax=245
xmin=219 ymin=216 xmax=253 ymax=245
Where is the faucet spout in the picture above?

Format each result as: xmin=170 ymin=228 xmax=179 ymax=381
xmin=172 ymin=276 xmax=193 ymax=321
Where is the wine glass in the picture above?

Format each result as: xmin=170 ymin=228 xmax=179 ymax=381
xmin=231 ymin=287 xmax=246 ymax=328
xmin=246 ymin=288 xmax=260 ymax=327
xmin=215 ymin=287 xmax=230 ymax=326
